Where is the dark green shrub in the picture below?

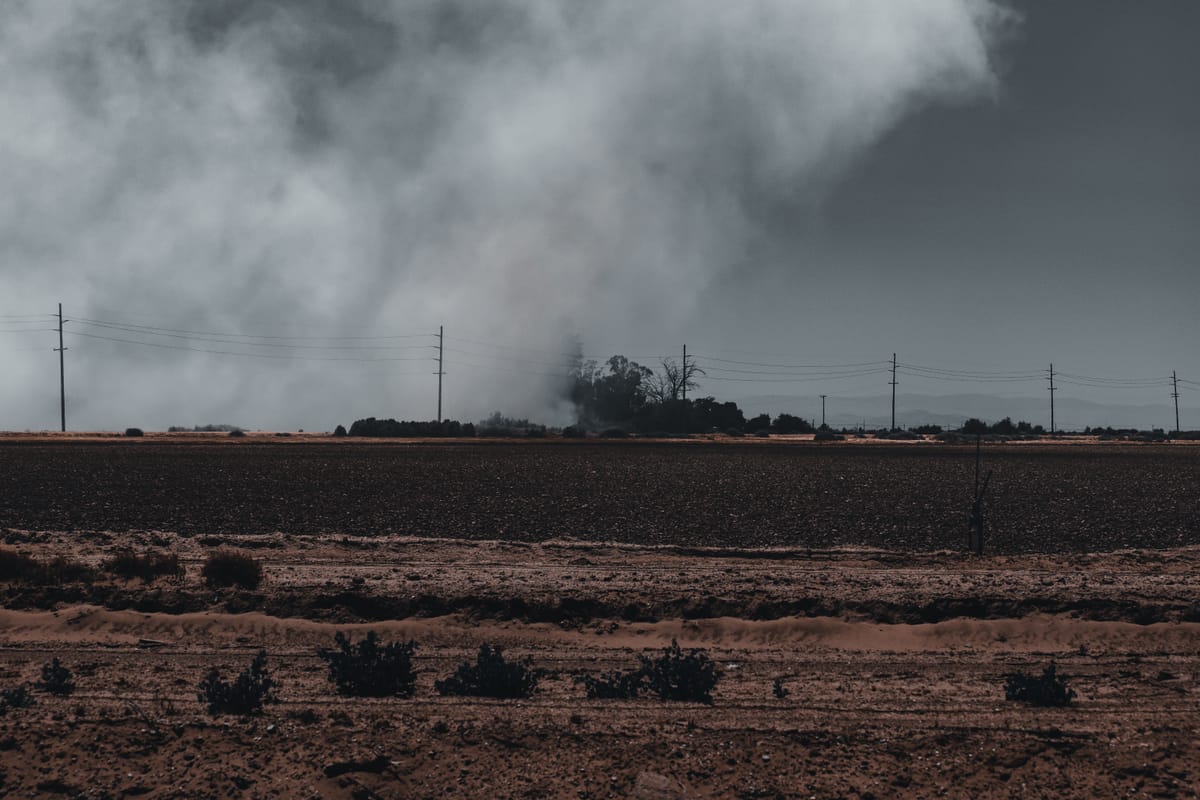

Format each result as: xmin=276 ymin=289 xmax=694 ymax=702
xmin=198 ymin=651 xmax=277 ymax=715
xmin=319 ymin=632 xmax=417 ymax=697
xmin=434 ymin=644 xmax=538 ymax=698
xmin=103 ymin=549 xmax=184 ymax=583
xmin=228 ymin=429 xmax=246 ymax=438
xmin=201 ymin=550 xmax=262 ymax=589
xmin=638 ymin=639 xmax=720 ymax=703
xmin=38 ymin=658 xmax=74 ymax=695
xmin=0 ymin=685 xmax=34 ymax=713
xmin=1004 ymin=663 xmax=1075 ymax=707
xmin=124 ymin=427 xmax=144 ymax=437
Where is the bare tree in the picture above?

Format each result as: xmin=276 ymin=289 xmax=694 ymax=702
xmin=646 ymin=357 xmax=705 ymax=403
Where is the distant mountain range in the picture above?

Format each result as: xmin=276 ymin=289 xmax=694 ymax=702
xmin=728 ymin=392 xmax=1196 ymax=432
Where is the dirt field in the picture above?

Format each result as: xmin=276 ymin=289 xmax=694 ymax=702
xmin=2 ymin=438 xmax=1198 ymax=552
xmin=1 ymin=440 xmax=1199 ymax=798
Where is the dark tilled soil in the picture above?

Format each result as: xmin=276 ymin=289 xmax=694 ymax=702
xmin=2 ymin=440 xmax=1198 ymax=553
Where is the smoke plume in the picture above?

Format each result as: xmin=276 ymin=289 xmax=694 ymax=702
xmin=0 ymin=0 xmax=1013 ymax=429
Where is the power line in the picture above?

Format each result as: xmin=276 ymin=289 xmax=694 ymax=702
xmin=66 ymin=331 xmax=438 ymax=362
xmin=72 ymin=320 xmax=437 ymax=352
xmin=694 ymin=354 xmax=890 ymax=369
xmin=704 ymin=364 xmax=894 ymax=378
xmin=74 ymin=316 xmax=435 ymax=342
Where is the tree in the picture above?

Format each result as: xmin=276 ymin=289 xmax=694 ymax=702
xmin=645 ymin=357 xmax=705 ymax=404
xmin=771 ymin=414 xmax=815 ymax=434
xmin=568 ymin=354 xmax=654 ymax=428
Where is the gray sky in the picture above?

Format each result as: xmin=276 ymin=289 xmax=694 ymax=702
xmin=1 ymin=1 xmax=1195 ymax=430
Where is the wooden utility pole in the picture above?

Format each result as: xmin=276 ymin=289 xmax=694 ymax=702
xmin=1047 ymin=363 xmax=1057 ymax=434
xmin=889 ymin=353 xmax=898 ymax=431
xmin=681 ymin=344 xmax=688 ymax=402
xmin=969 ymin=433 xmax=992 ymax=555
xmin=436 ymin=325 xmax=444 ymax=422
xmin=55 ymin=303 xmax=67 ymax=432
xmin=1171 ymin=371 xmax=1180 ymax=434
xmin=820 ymin=394 xmax=827 ymax=428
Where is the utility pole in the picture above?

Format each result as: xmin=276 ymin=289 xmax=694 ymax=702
xmin=819 ymin=395 xmax=827 ymax=428
xmin=1047 ymin=363 xmax=1057 ymax=435
xmin=55 ymin=303 xmax=67 ymax=432
xmin=1171 ymin=371 xmax=1180 ymax=434
xmin=436 ymin=325 xmax=444 ymax=422
xmin=681 ymin=344 xmax=688 ymax=402
xmin=889 ymin=353 xmax=898 ymax=431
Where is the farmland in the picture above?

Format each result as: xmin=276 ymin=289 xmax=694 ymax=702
xmin=1 ymin=438 xmax=1198 ymax=552
xmin=1 ymin=438 xmax=1199 ymax=798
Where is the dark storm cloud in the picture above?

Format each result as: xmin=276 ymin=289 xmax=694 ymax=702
xmin=0 ymin=1 xmax=1012 ymax=429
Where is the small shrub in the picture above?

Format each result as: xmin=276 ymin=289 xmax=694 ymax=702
xmin=561 ymin=425 xmax=584 ymax=438
xmin=434 ymin=644 xmax=538 ymax=698
xmin=124 ymin=427 xmax=144 ymax=437
xmin=228 ymin=429 xmax=246 ymax=438
xmin=1004 ymin=663 xmax=1075 ymax=707
xmin=0 ymin=685 xmax=35 ymax=713
xmin=319 ymin=632 xmax=418 ymax=697
xmin=600 ymin=428 xmax=627 ymax=439
xmin=198 ymin=651 xmax=277 ymax=715
xmin=576 ymin=640 xmax=722 ymax=703
xmin=772 ymin=677 xmax=790 ymax=699
xmin=38 ymin=658 xmax=74 ymax=695
xmin=201 ymin=550 xmax=262 ymax=589
xmin=103 ymin=549 xmax=183 ymax=583
xmin=638 ymin=639 xmax=720 ymax=704
xmin=0 ymin=549 xmax=39 ymax=581
xmin=0 ymin=550 xmax=94 ymax=585
xmin=576 ymin=669 xmax=645 ymax=700
xmin=40 ymin=556 xmax=96 ymax=584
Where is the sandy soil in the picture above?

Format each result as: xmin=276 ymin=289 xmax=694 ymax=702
xmin=2 ymin=531 xmax=1199 ymax=798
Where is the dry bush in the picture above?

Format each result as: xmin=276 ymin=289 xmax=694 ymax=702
xmin=103 ymin=549 xmax=183 ymax=583
xmin=0 ymin=550 xmax=94 ymax=585
xmin=435 ymin=644 xmax=538 ymax=698
xmin=38 ymin=658 xmax=74 ymax=696
xmin=319 ymin=632 xmax=418 ymax=697
xmin=1005 ymin=663 xmax=1075 ymax=707
xmin=198 ymin=651 xmax=277 ymax=715
xmin=201 ymin=550 xmax=262 ymax=589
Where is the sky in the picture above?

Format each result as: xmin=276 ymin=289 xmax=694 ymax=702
xmin=0 ymin=0 xmax=1196 ymax=431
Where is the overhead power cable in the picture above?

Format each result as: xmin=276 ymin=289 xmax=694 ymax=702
xmin=898 ymin=361 xmax=1045 ymax=379
xmin=693 ymin=354 xmax=890 ymax=369
xmin=66 ymin=331 xmax=438 ymax=363
xmin=74 ymin=316 xmax=435 ymax=342
xmin=703 ymin=364 xmax=893 ymax=378
xmin=72 ymin=320 xmax=437 ymax=352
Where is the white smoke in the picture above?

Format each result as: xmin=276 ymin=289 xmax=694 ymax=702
xmin=0 ymin=0 xmax=1014 ymax=429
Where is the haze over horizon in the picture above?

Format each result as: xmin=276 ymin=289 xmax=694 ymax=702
xmin=2 ymin=1 xmax=1196 ymax=431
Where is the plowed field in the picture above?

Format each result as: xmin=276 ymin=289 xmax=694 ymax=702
xmin=1 ymin=439 xmax=1198 ymax=552
xmin=1 ymin=439 xmax=1198 ymax=798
